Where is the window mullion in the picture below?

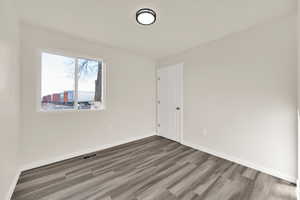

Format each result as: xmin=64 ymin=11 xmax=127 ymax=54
xmin=74 ymin=58 xmax=79 ymax=110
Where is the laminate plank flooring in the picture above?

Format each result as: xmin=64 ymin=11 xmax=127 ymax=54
xmin=12 ymin=136 xmax=296 ymax=200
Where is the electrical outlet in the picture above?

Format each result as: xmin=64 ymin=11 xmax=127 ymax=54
xmin=202 ymin=128 xmax=207 ymax=136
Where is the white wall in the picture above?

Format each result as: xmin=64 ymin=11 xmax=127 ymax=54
xmin=297 ymin=0 xmax=300 ymax=189
xmin=0 ymin=0 xmax=20 ymax=199
xmin=158 ymin=15 xmax=297 ymax=182
xmin=20 ymin=24 xmax=156 ymax=168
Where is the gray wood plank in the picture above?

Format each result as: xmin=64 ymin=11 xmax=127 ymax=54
xmin=11 ymin=136 xmax=296 ymax=200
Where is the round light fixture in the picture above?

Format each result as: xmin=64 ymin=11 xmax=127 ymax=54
xmin=136 ymin=8 xmax=156 ymax=25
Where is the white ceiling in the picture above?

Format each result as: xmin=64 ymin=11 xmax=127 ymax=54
xmin=16 ymin=0 xmax=296 ymax=59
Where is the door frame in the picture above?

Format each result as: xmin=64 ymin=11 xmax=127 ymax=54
xmin=156 ymin=63 xmax=184 ymax=143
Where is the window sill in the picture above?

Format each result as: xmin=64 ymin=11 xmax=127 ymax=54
xmin=38 ymin=107 xmax=105 ymax=113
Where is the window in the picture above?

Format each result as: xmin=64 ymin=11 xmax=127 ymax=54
xmin=41 ymin=52 xmax=105 ymax=111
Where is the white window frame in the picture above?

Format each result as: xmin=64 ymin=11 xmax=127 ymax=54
xmin=37 ymin=49 xmax=107 ymax=113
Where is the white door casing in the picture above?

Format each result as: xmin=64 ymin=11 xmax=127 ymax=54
xmin=157 ymin=63 xmax=183 ymax=143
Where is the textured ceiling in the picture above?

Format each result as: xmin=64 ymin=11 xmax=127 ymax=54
xmin=16 ymin=0 xmax=296 ymax=59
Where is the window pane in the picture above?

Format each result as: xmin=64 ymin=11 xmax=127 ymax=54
xmin=41 ymin=53 xmax=75 ymax=111
xmin=78 ymin=58 xmax=102 ymax=110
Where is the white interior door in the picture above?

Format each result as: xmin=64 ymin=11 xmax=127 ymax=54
xmin=157 ymin=63 xmax=183 ymax=142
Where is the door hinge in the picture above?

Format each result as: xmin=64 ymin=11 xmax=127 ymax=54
xmin=157 ymin=123 xmax=160 ymax=127
xmin=157 ymin=77 xmax=160 ymax=81
xmin=157 ymin=100 xmax=160 ymax=104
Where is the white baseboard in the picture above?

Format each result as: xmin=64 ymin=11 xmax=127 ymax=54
xmin=297 ymin=179 xmax=299 ymax=200
xmin=5 ymin=170 xmax=21 ymax=200
xmin=182 ymin=140 xmax=296 ymax=183
xmin=20 ymin=133 xmax=156 ymax=172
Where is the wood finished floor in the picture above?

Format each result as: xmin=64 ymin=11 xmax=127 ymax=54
xmin=12 ymin=136 xmax=296 ymax=200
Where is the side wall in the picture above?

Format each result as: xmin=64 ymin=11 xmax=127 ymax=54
xmin=0 ymin=0 xmax=21 ymax=199
xmin=297 ymin=0 xmax=300 ymax=192
xmin=158 ymin=15 xmax=297 ymax=182
xmin=20 ymin=24 xmax=156 ymax=168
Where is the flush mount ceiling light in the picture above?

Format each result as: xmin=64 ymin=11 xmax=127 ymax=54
xmin=136 ymin=8 xmax=156 ymax=25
